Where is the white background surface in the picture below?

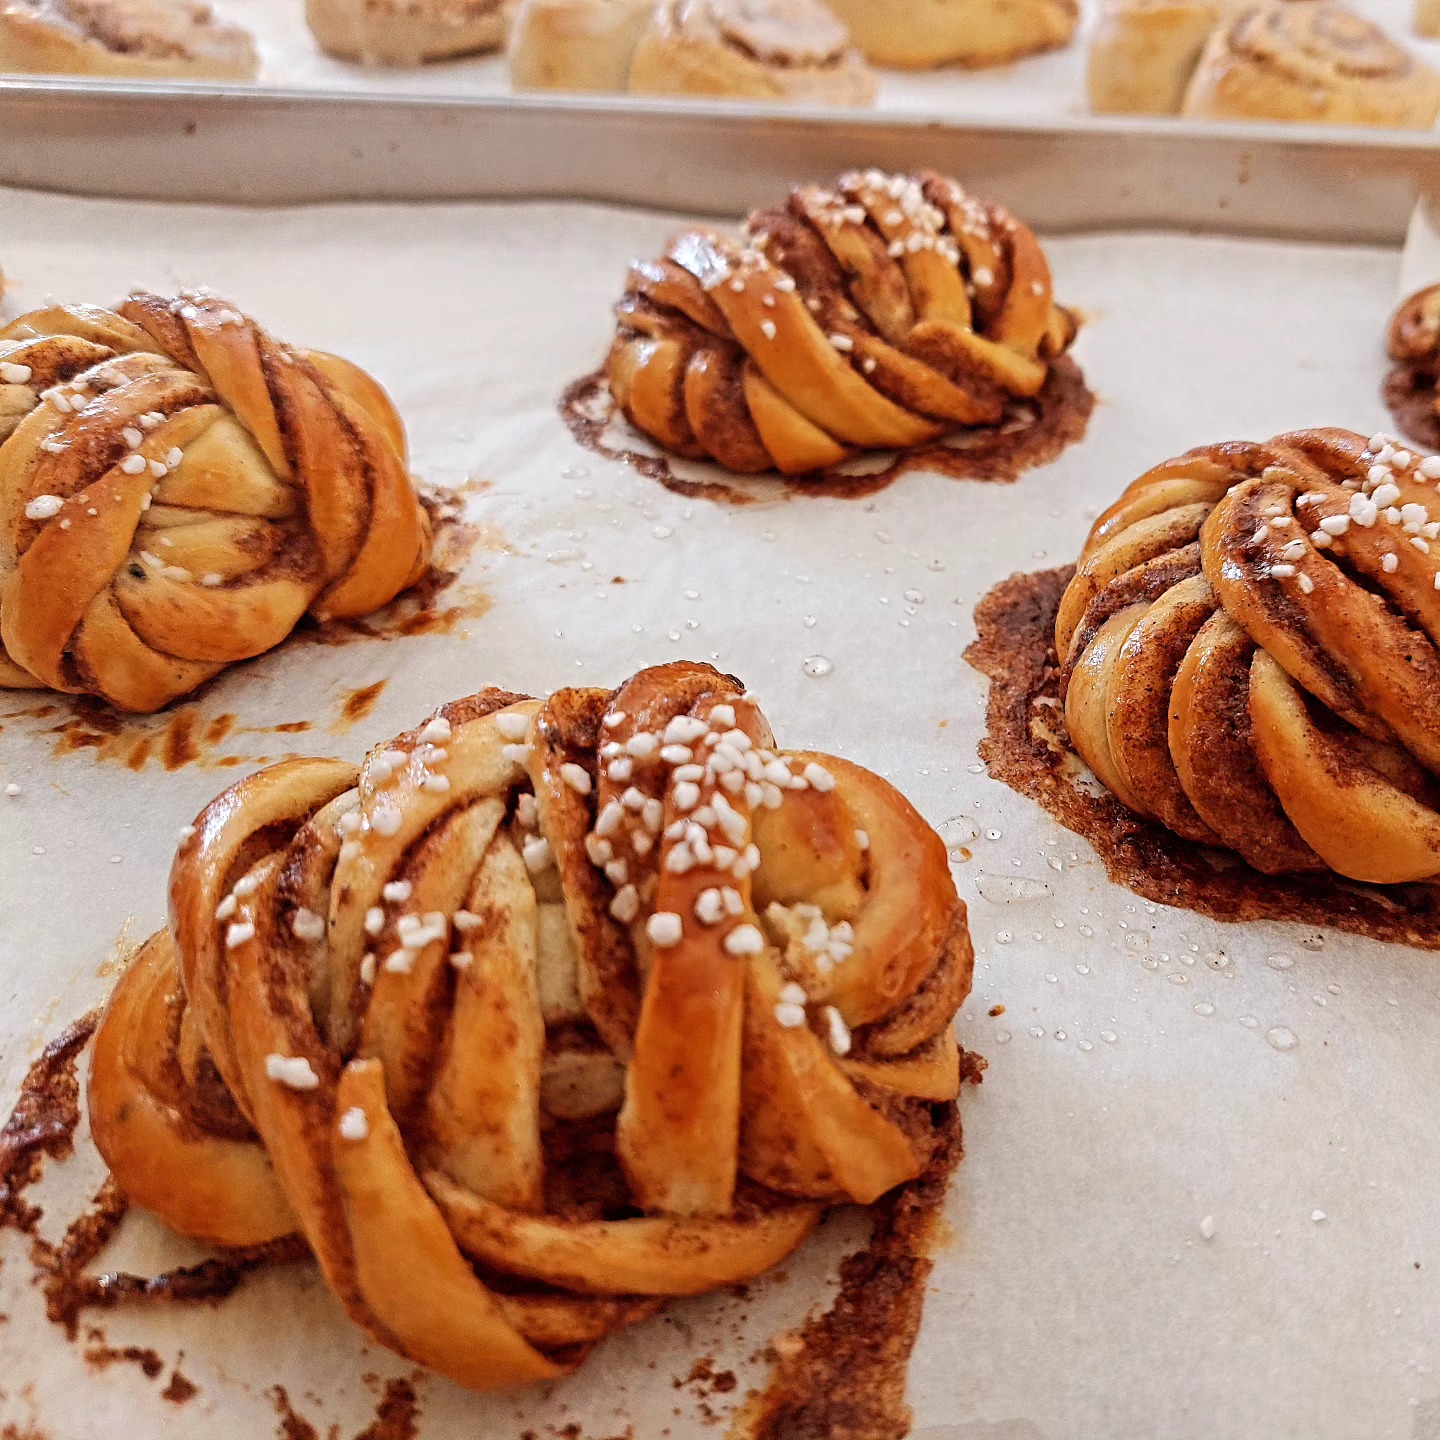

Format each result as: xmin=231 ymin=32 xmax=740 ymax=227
xmin=0 ymin=187 xmax=1438 ymax=1439
xmin=201 ymin=0 xmax=1440 ymax=123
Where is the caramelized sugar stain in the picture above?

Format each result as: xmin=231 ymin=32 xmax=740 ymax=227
xmin=967 ymin=566 xmax=1440 ymax=947
xmin=560 ymin=358 xmax=1093 ymax=505
xmin=731 ymin=1088 xmax=975 ymax=1440
xmin=160 ymin=1368 xmax=198 ymax=1404
xmin=1382 ymin=363 xmax=1440 ymax=453
xmin=0 ymin=1013 xmax=98 ymax=1233
xmin=270 ymin=1378 xmax=420 ymax=1440
xmin=333 ymin=680 xmax=388 ymax=734
xmin=6 ymin=698 xmax=314 ymax=774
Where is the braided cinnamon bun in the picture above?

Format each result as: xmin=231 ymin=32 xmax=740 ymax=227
xmin=1180 ymin=1 xmax=1440 ymax=128
xmin=627 ymin=0 xmax=876 ymax=104
xmin=605 ymin=168 xmax=1079 ymax=477
xmin=0 ymin=292 xmax=432 ymax=713
xmin=1057 ymin=429 xmax=1440 ymax=884
xmin=88 ymin=661 xmax=973 ymax=1391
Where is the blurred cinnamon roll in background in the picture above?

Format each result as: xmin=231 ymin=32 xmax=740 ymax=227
xmin=626 ymin=0 xmax=874 ymax=103
xmin=0 ymin=0 xmax=257 ymax=78
xmin=824 ymin=0 xmax=1077 ymax=70
xmin=307 ymin=0 xmax=513 ymax=64
xmin=1089 ymin=0 xmax=1440 ymax=126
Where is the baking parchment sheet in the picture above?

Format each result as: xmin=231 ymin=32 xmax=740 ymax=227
xmin=209 ymin=0 xmax=1440 ymax=124
xmin=0 ymin=186 xmax=1438 ymax=1440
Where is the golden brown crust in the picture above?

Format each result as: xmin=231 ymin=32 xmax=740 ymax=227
xmin=0 ymin=0 xmax=258 ymax=79
xmin=508 ymin=0 xmax=653 ymax=90
xmin=605 ymin=168 xmax=1079 ymax=477
xmin=305 ymin=0 xmax=513 ymax=64
xmin=0 ymin=292 xmax=431 ymax=713
xmin=1058 ymin=428 xmax=1440 ymax=883
xmin=1087 ymin=0 xmax=1224 ymax=113
xmin=827 ymin=0 xmax=1077 ymax=69
xmin=88 ymin=660 xmax=971 ymax=1392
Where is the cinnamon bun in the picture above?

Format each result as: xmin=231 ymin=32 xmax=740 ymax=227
xmin=1386 ymin=284 xmax=1440 ymax=450
xmin=87 ymin=660 xmax=974 ymax=1390
xmin=1181 ymin=2 xmax=1440 ymax=128
xmin=604 ymin=167 xmax=1078 ymax=477
xmin=0 ymin=292 xmax=431 ymax=712
xmin=305 ymin=0 xmax=513 ymax=65
xmin=824 ymin=0 xmax=1078 ymax=70
xmin=1057 ymin=429 xmax=1440 ymax=883
xmin=1087 ymin=0 xmax=1224 ymax=113
xmin=0 ymin=0 xmax=257 ymax=79
xmin=627 ymin=0 xmax=876 ymax=105
xmin=508 ymin=0 xmax=653 ymax=90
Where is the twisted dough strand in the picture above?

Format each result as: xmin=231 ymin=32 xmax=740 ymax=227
xmin=1058 ymin=428 xmax=1440 ymax=883
xmin=607 ymin=168 xmax=1079 ymax=475
xmin=0 ymin=291 xmax=431 ymax=711
xmin=89 ymin=661 xmax=972 ymax=1390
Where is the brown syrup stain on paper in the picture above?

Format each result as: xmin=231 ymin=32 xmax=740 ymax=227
xmin=966 ymin=566 xmax=1440 ymax=947
xmin=0 ymin=481 xmax=496 ymax=771
xmin=333 ymin=680 xmax=388 ymax=733
xmin=271 ymin=1378 xmax=421 ymax=1440
xmin=732 ymin=1093 xmax=973 ymax=1440
xmin=560 ymin=357 xmax=1093 ymax=505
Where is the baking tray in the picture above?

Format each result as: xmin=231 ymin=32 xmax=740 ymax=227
xmin=2 ymin=80 xmax=1440 ymax=241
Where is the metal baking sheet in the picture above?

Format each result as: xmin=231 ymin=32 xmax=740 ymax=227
xmin=2 ymin=81 xmax=1440 ymax=242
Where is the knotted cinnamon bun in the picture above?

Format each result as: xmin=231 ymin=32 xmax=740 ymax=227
xmin=1058 ymin=429 xmax=1440 ymax=883
xmin=1181 ymin=1 xmax=1440 ymax=128
xmin=604 ymin=168 xmax=1079 ymax=477
xmin=1386 ymin=284 xmax=1440 ymax=449
xmin=88 ymin=660 xmax=974 ymax=1391
xmin=0 ymin=292 xmax=431 ymax=713
xmin=825 ymin=0 xmax=1078 ymax=70
xmin=627 ymin=0 xmax=876 ymax=104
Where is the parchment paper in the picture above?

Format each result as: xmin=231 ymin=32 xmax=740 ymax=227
xmin=208 ymin=0 xmax=1440 ymax=124
xmin=1 ymin=185 xmax=1437 ymax=1440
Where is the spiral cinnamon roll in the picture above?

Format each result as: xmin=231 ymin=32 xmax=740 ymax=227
xmin=605 ymin=168 xmax=1079 ymax=477
xmin=0 ymin=0 xmax=257 ymax=80
xmin=88 ymin=660 xmax=974 ymax=1391
xmin=627 ymin=0 xmax=876 ymax=104
xmin=824 ymin=0 xmax=1078 ymax=70
xmin=508 ymin=0 xmax=654 ymax=91
xmin=1057 ymin=429 xmax=1440 ymax=884
xmin=0 ymin=292 xmax=431 ymax=713
xmin=305 ymin=0 xmax=513 ymax=64
xmin=1087 ymin=0 xmax=1224 ymax=114
xmin=1181 ymin=1 xmax=1440 ymax=128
